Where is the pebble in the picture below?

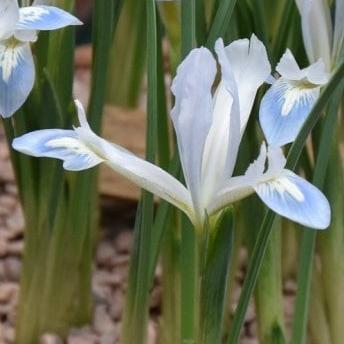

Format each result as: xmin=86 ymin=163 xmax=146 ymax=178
xmin=96 ymin=242 xmax=116 ymax=267
xmin=40 ymin=334 xmax=64 ymax=344
xmin=114 ymin=231 xmax=132 ymax=254
xmin=150 ymin=286 xmax=162 ymax=310
xmin=109 ymin=290 xmax=123 ymax=321
xmin=0 ymin=161 xmax=15 ymax=182
xmin=7 ymin=240 xmax=24 ymax=256
xmin=93 ymin=305 xmax=117 ymax=335
xmin=5 ymin=183 xmax=18 ymax=195
xmin=68 ymin=327 xmax=99 ymax=344
xmin=0 ymin=282 xmax=18 ymax=303
xmin=3 ymin=256 xmax=22 ymax=281
xmin=6 ymin=206 xmax=24 ymax=233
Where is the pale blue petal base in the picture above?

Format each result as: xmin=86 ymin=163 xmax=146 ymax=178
xmin=259 ymin=79 xmax=318 ymax=146
xmin=0 ymin=43 xmax=35 ymax=118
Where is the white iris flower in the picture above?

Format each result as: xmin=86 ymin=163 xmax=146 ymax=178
xmin=0 ymin=0 xmax=82 ymax=118
xmin=12 ymin=36 xmax=331 ymax=230
xmin=259 ymin=0 xmax=343 ymax=147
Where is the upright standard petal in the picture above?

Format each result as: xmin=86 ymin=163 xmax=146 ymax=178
xmin=16 ymin=5 xmax=82 ymax=32
xmin=0 ymin=0 xmax=19 ymax=40
xmin=200 ymin=82 xmax=236 ymax=205
xmin=171 ymin=47 xmax=217 ymax=214
xmin=296 ymin=0 xmax=332 ymax=69
xmin=0 ymin=41 xmax=34 ymax=118
xmin=13 ymin=101 xmax=194 ymax=223
xmin=216 ymin=34 xmax=271 ymax=134
xmin=255 ymin=170 xmax=331 ymax=229
xmin=259 ymin=50 xmax=328 ymax=146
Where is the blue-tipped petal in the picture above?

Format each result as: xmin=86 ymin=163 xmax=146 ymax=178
xmin=16 ymin=5 xmax=82 ymax=32
xmin=12 ymin=129 xmax=104 ymax=171
xmin=255 ymin=170 xmax=331 ymax=229
xmin=259 ymin=78 xmax=319 ymax=146
xmin=0 ymin=42 xmax=35 ymax=118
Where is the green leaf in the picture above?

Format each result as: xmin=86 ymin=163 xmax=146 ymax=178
xmin=206 ymin=0 xmax=238 ymax=49
xmin=121 ymin=1 xmax=159 ymax=343
xmin=227 ymin=61 xmax=344 ymax=344
xmin=198 ymin=209 xmax=234 ymax=344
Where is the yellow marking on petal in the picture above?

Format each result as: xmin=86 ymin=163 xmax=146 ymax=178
xmin=0 ymin=38 xmax=24 ymax=82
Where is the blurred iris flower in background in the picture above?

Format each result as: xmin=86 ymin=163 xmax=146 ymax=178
xmin=0 ymin=0 xmax=82 ymax=118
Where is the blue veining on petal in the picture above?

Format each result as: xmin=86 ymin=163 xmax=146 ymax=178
xmin=259 ymin=78 xmax=319 ymax=146
xmin=255 ymin=170 xmax=331 ymax=229
xmin=0 ymin=41 xmax=34 ymax=118
xmin=16 ymin=5 xmax=82 ymax=32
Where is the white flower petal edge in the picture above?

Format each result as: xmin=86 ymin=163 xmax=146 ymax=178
xmin=0 ymin=42 xmax=34 ymax=118
xmin=16 ymin=5 xmax=82 ymax=31
xmin=12 ymin=100 xmax=194 ymax=222
xmin=215 ymin=34 xmax=271 ymax=135
xmin=200 ymin=36 xmax=270 ymax=208
xmin=171 ymin=47 xmax=217 ymax=216
xmin=0 ymin=0 xmax=19 ymax=41
xmin=210 ymin=144 xmax=331 ymax=229
xmin=259 ymin=49 xmax=329 ymax=147
xmin=295 ymin=0 xmax=332 ymax=69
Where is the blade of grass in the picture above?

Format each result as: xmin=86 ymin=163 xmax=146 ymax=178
xmin=198 ymin=209 xmax=234 ymax=344
xmin=255 ymin=219 xmax=286 ymax=344
xmin=206 ymin=0 xmax=238 ymax=49
xmin=106 ymin=0 xmax=146 ymax=107
xmin=121 ymin=1 xmax=158 ymax=343
xmin=227 ymin=61 xmax=344 ymax=344
xmin=181 ymin=0 xmax=197 ymax=55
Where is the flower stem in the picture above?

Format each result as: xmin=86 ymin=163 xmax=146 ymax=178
xmin=255 ymin=219 xmax=286 ymax=344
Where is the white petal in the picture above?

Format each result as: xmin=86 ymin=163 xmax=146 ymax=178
xmin=16 ymin=5 xmax=82 ymax=32
xmin=276 ymin=49 xmax=304 ymax=80
xmin=255 ymin=170 xmax=331 ymax=229
xmin=214 ymin=39 xmax=241 ymax=178
xmin=200 ymin=82 xmax=236 ymax=204
xmin=259 ymin=77 xmax=319 ymax=146
xmin=208 ymin=144 xmax=287 ymax=215
xmin=216 ymin=34 xmax=271 ymax=134
xmin=13 ymin=102 xmax=194 ymax=222
xmin=276 ymin=49 xmax=329 ymax=84
xmin=297 ymin=0 xmax=332 ymax=69
xmin=0 ymin=42 xmax=35 ymax=118
xmin=0 ymin=0 xmax=19 ymax=41
xmin=12 ymin=129 xmax=104 ymax=170
xmin=171 ymin=47 xmax=217 ymax=214
xmin=207 ymin=144 xmax=269 ymax=215
xmin=14 ymin=29 xmax=38 ymax=42
xmin=303 ymin=59 xmax=329 ymax=85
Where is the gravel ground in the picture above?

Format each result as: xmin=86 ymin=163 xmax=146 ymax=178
xmin=0 ymin=123 xmax=297 ymax=343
